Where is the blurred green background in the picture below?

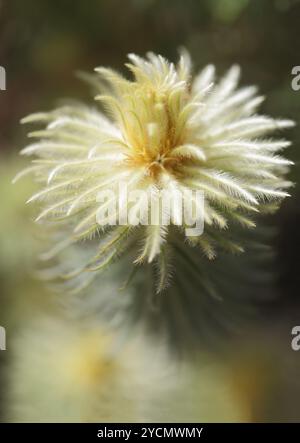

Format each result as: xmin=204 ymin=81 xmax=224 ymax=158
xmin=1 ymin=0 xmax=300 ymax=422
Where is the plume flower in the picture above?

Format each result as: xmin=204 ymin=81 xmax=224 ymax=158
xmin=16 ymin=51 xmax=294 ymax=292
xmin=6 ymin=315 xmax=247 ymax=423
xmin=6 ymin=317 xmax=172 ymax=422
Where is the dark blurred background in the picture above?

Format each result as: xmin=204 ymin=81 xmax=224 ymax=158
xmin=1 ymin=0 xmax=300 ymax=422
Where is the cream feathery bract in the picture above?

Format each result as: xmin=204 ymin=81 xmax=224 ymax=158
xmin=16 ymin=51 xmax=294 ymax=292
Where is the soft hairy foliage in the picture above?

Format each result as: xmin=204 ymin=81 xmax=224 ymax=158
xmin=16 ymin=51 xmax=294 ymax=292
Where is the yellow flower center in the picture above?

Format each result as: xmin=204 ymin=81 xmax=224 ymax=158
xmin=121 ymin=85 xmax=189 ymax=179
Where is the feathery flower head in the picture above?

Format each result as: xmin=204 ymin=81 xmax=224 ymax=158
xmin=7 ymin=318 xmax=172 ymax=422
xmin=17 ymin=51 xmax=294 ymax=292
